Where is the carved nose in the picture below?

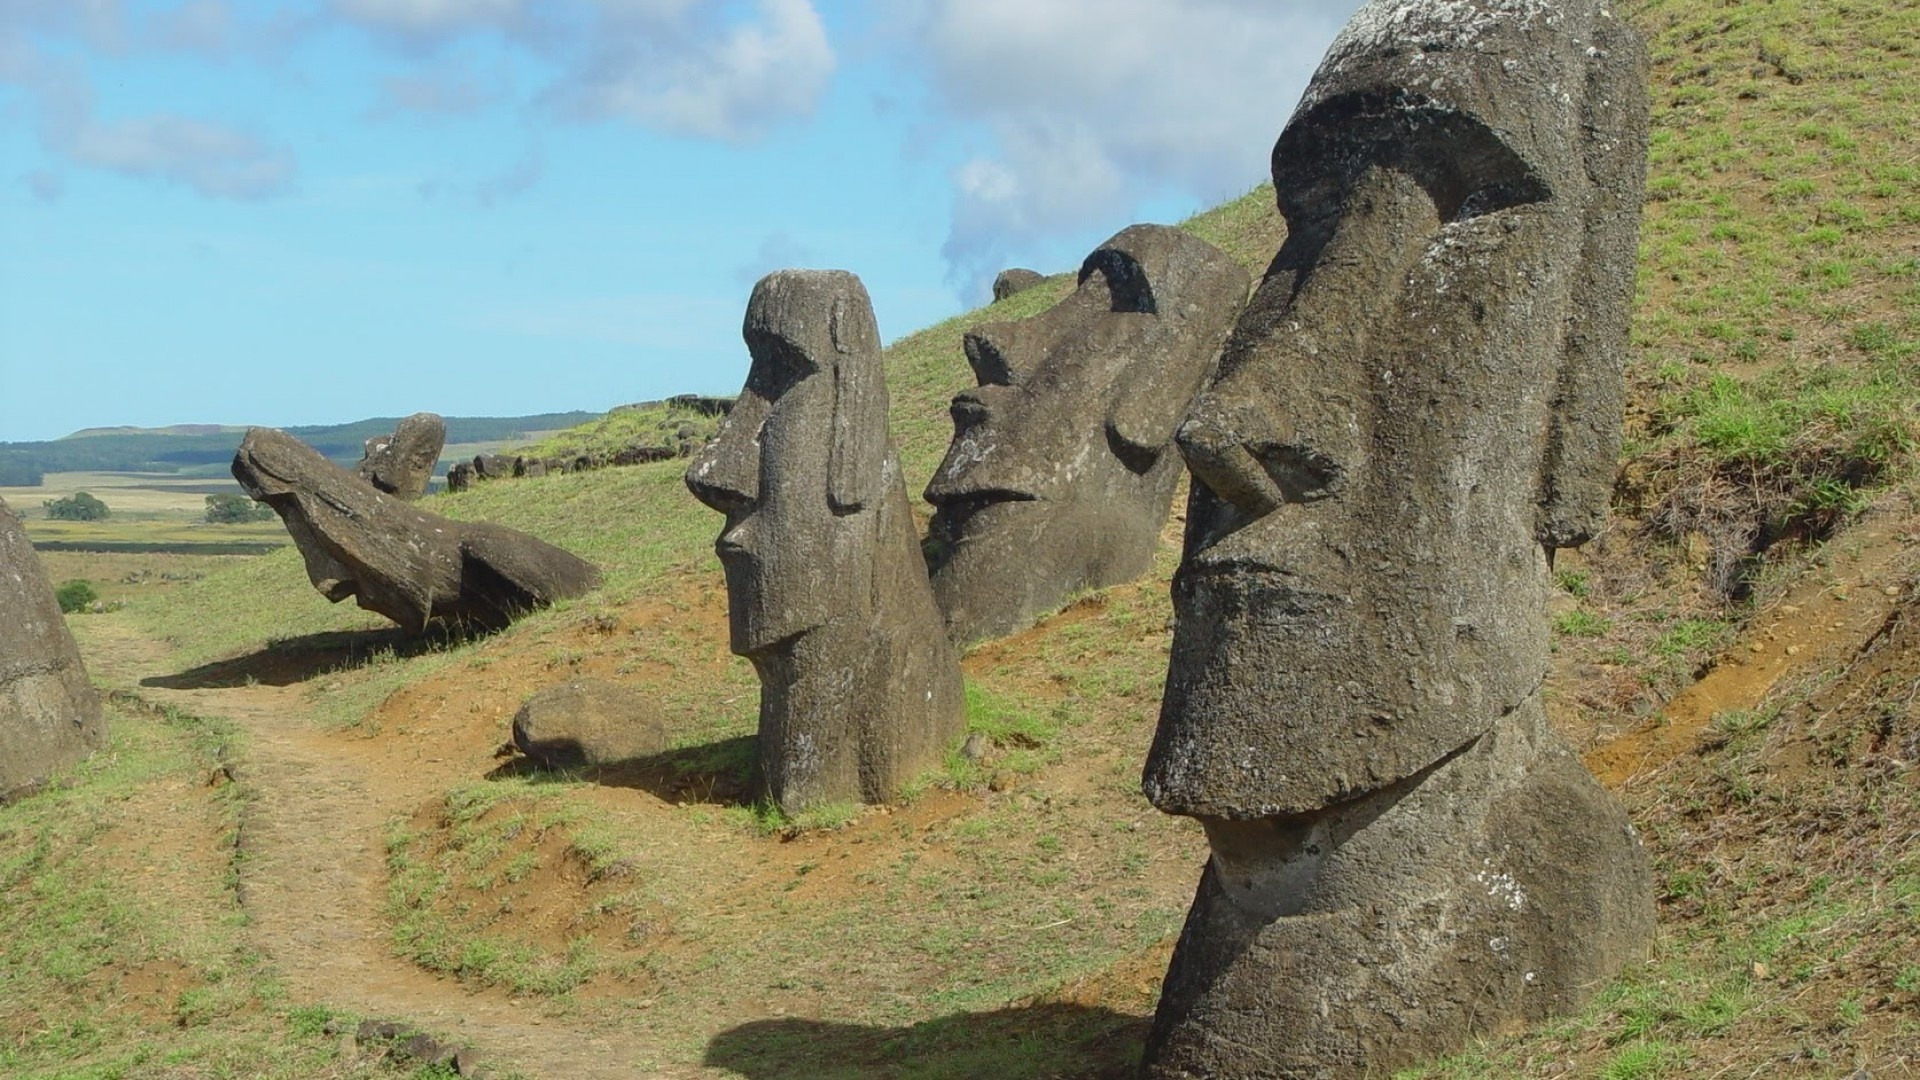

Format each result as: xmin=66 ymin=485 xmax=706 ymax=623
xmin=1177 ymin=393 xmax=1288 ymax=517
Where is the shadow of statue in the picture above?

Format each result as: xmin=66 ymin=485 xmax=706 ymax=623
xmin=141 ymin=623 xmax=482 ymax=689
xmin=486 ymin=734 xmax=759 ymax=807
xmin=705 ymin=1003 xmax=1146 ymax=1080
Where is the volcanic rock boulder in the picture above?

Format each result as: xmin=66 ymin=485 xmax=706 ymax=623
xmin=512 ymin=679 xmax=669 ymax=769
xmin=1138 ymin=2 xmax=1655 ymax=1076
xmin=925 ymin=225 xmax=1249 ymax=644
xmin=686 ymin=270 xmax=964 ymax=813
xmin=234 ymin=428 xmax=600 ymax=632
xmin=991 ymin=267 xmax=1044 ymax=302
xmin=1 ymin=498 xmax=106 ymax=801
xmin=356 ymin=412 xmax=446 ymax=499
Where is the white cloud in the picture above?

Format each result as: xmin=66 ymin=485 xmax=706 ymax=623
xmin=900 ymin=0 xmax=1362 ymax=286
xmin=61 ymin=113 xmax=294 ymax=198
xmin=541 ymin=0 xmax=834 ymax=141
xmin=327 ymin=0 xmax=525 ymax=43
xmin=146 ymin=0 xmax=235 ymax=55
xmin=0 ymin=27 xmax=295 ymax=200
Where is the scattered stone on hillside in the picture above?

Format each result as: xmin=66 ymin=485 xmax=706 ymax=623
xmin=0 ymin=497 xmax=107 ymax=802
xmin=356 ymin=412 xmax=445 ymax=500
xmin=686 ymin=269 xmax=965 ymax=813
xmin=511 ymin=679 xmax=669 ymax=769
xmin=1138 ymin=2 xmax=1655 ymax=1076
xmin=925 ymin=225 xmax=1250 ymax=644
xmin=991 ymin=267 xmax=1045 ymax=302
xmin=445 ymin=461 xmax=475 ymax=492
xmin=233 ymin=427 xmax=600 ymax=631
xmin=473 ymin=454 xmax=516 ymax=481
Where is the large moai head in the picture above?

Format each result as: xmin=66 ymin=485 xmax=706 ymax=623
xmin=686 ymin=270 xmax=891 ymax=657
xmin=2 ymin=498 xmax=107 ymax=802
xmin=1146 ymin=0 xmax=1649 ymax=817
xmin=1139 ymin=2 xmax=1654 ymax=1076
xmin=687 ymin=270 xmax=965 ymax=811
xmin=924 ymin=226 xmax=1249 ymax=644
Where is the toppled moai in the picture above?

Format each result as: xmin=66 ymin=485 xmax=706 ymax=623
xmin=2 ymin=498 xmax=106 ymax=801
xmin=1139 ymin=2 xmax=1655 ymax=1076
xmin=234 ymin=428 xmax=600 ymax=632
xmin=356 ymin=412 xmax=446 ymax=499
xmin=686 ymin=270 xmax=964 ymax=813
xmin=925 ymin=225 xmax=1249 ymax=644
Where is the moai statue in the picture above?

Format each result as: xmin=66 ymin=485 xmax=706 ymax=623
xmin=686 ymin=270 xmax=965 ymax=813
xmin=357 ymin=411 xmax=446 ymax=499
xmin=1139 ymin=2 xmax=1655 ymax=1076
xmin=925 ymin=225 xmax=1250 ymax=644
xmin=235 ymin=428 xmax=599 ymax=631
xmin=2 ymin=498 xmax=107 ymax=802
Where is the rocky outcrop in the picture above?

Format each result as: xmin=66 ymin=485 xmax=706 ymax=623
xmin=1139 ymin=2 xmax=1655 ymax=1076
xmin=1 ymin=497 xmax=106 ymax=801
xmin=991 ymin=268 xmax=1044 ymax=302
xmin=924 ymin=225 xmax=1249 ymax=644
xmin=356 ymin=412 xmax=445 ymax=500
xmin=233 ymin=428 xmax=600 ymax=632
xmin=687 ymin=270 xmax=964 ymax=813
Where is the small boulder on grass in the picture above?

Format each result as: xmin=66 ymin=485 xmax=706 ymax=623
xmin=511 ymin=679 xmax=668 ymax=769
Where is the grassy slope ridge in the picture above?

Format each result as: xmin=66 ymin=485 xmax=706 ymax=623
xmin=73 ymin=0 xmax=1920 ymax=1075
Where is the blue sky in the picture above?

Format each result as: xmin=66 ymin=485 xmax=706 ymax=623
xmin=0 ymin=0 xmax=1359 ymax=442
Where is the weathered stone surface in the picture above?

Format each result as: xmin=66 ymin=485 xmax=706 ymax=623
xmin=1139 ymin=2 xmax=1654 ymax=1076
xmin=686 ymin=270 xmax=964 ymax=813
xmin=233 ymin=428 xmax=600 ymax=631
xmin=473 ymin=454 xmax=515 ymax=481
xmin=445 ymin=461 xmax=475 ymax=492
xmin=925 ymin=225 xmax=1249 ymax=644
xmin=357 ymin=412 xmax=446 ymax=500
xmin=1 ymin=498 xmax=106 ymax=801
xmin=991 ymin=267 xmax=1044 ymax=302
xmin=512 ymin=679 xmax=669 ymax=769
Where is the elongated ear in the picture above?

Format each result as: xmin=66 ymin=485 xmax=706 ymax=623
xmin=826 ymin=290 xmax=889 ymax=513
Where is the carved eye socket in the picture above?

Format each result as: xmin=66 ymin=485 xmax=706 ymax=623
xmin=742 ymin=335 xmax=820 ymax=400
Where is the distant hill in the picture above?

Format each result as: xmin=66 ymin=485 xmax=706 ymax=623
xmin=63 ymin=424 xmax=249 ymax=439
xmin=0 ymin=411 xmax=603 ymax=485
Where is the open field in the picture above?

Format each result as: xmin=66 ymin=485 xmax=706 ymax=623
xmin=7 ymin=0 xmax=1920 ymax=1076
xmin=0 ymin=471 xmax=290 ymax=553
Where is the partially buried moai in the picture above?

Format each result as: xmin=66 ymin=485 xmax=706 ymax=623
xmin=2 ymin=498 xmax=107 ymax=803
xmin=1140 ymin=1 xmax=1655 ymax=1076
xmin=686 ymin=270 xmax=964 ymax=813
xmin=924 ymin=225 xmax=1249 ymax=644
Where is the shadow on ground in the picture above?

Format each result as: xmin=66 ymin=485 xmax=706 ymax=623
xmin=705 ymin=1004 xmax=1146 ymax=1080
xmin=487 ymin=735 xmax=759 ymax=806
xmin=142 ymin=625 xmax=482 ymax=689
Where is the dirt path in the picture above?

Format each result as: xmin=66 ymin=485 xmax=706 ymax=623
xmin=75 ymin=619 xmax=701 ymax=1080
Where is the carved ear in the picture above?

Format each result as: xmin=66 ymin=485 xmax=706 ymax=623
xmin=826 ymin=292 xmax=889 ymax=513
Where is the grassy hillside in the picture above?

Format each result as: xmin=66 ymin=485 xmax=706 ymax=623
xmin=19 ymin=0 xmax=1920 ymax=1076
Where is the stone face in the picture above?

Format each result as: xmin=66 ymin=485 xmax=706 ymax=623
xmin=233 ymin=428 xmax=600 ymax=631
xmin=1 ymin=498 xmax=106 ymax=801
xmin=512 ymin=679 xmax=669 ymax=769
xmin=1139 ymin=2 xmax=1654 ymax=1076
xmin=925 ymin=225 xmax=1249 ymax=644
xmin=686 ymin=270 xmax=965 ymax=813
xmin=357 ymin=412 xmax=446 ymax=499
xmin=991 ymin=267 xmax=1044 ymax=302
